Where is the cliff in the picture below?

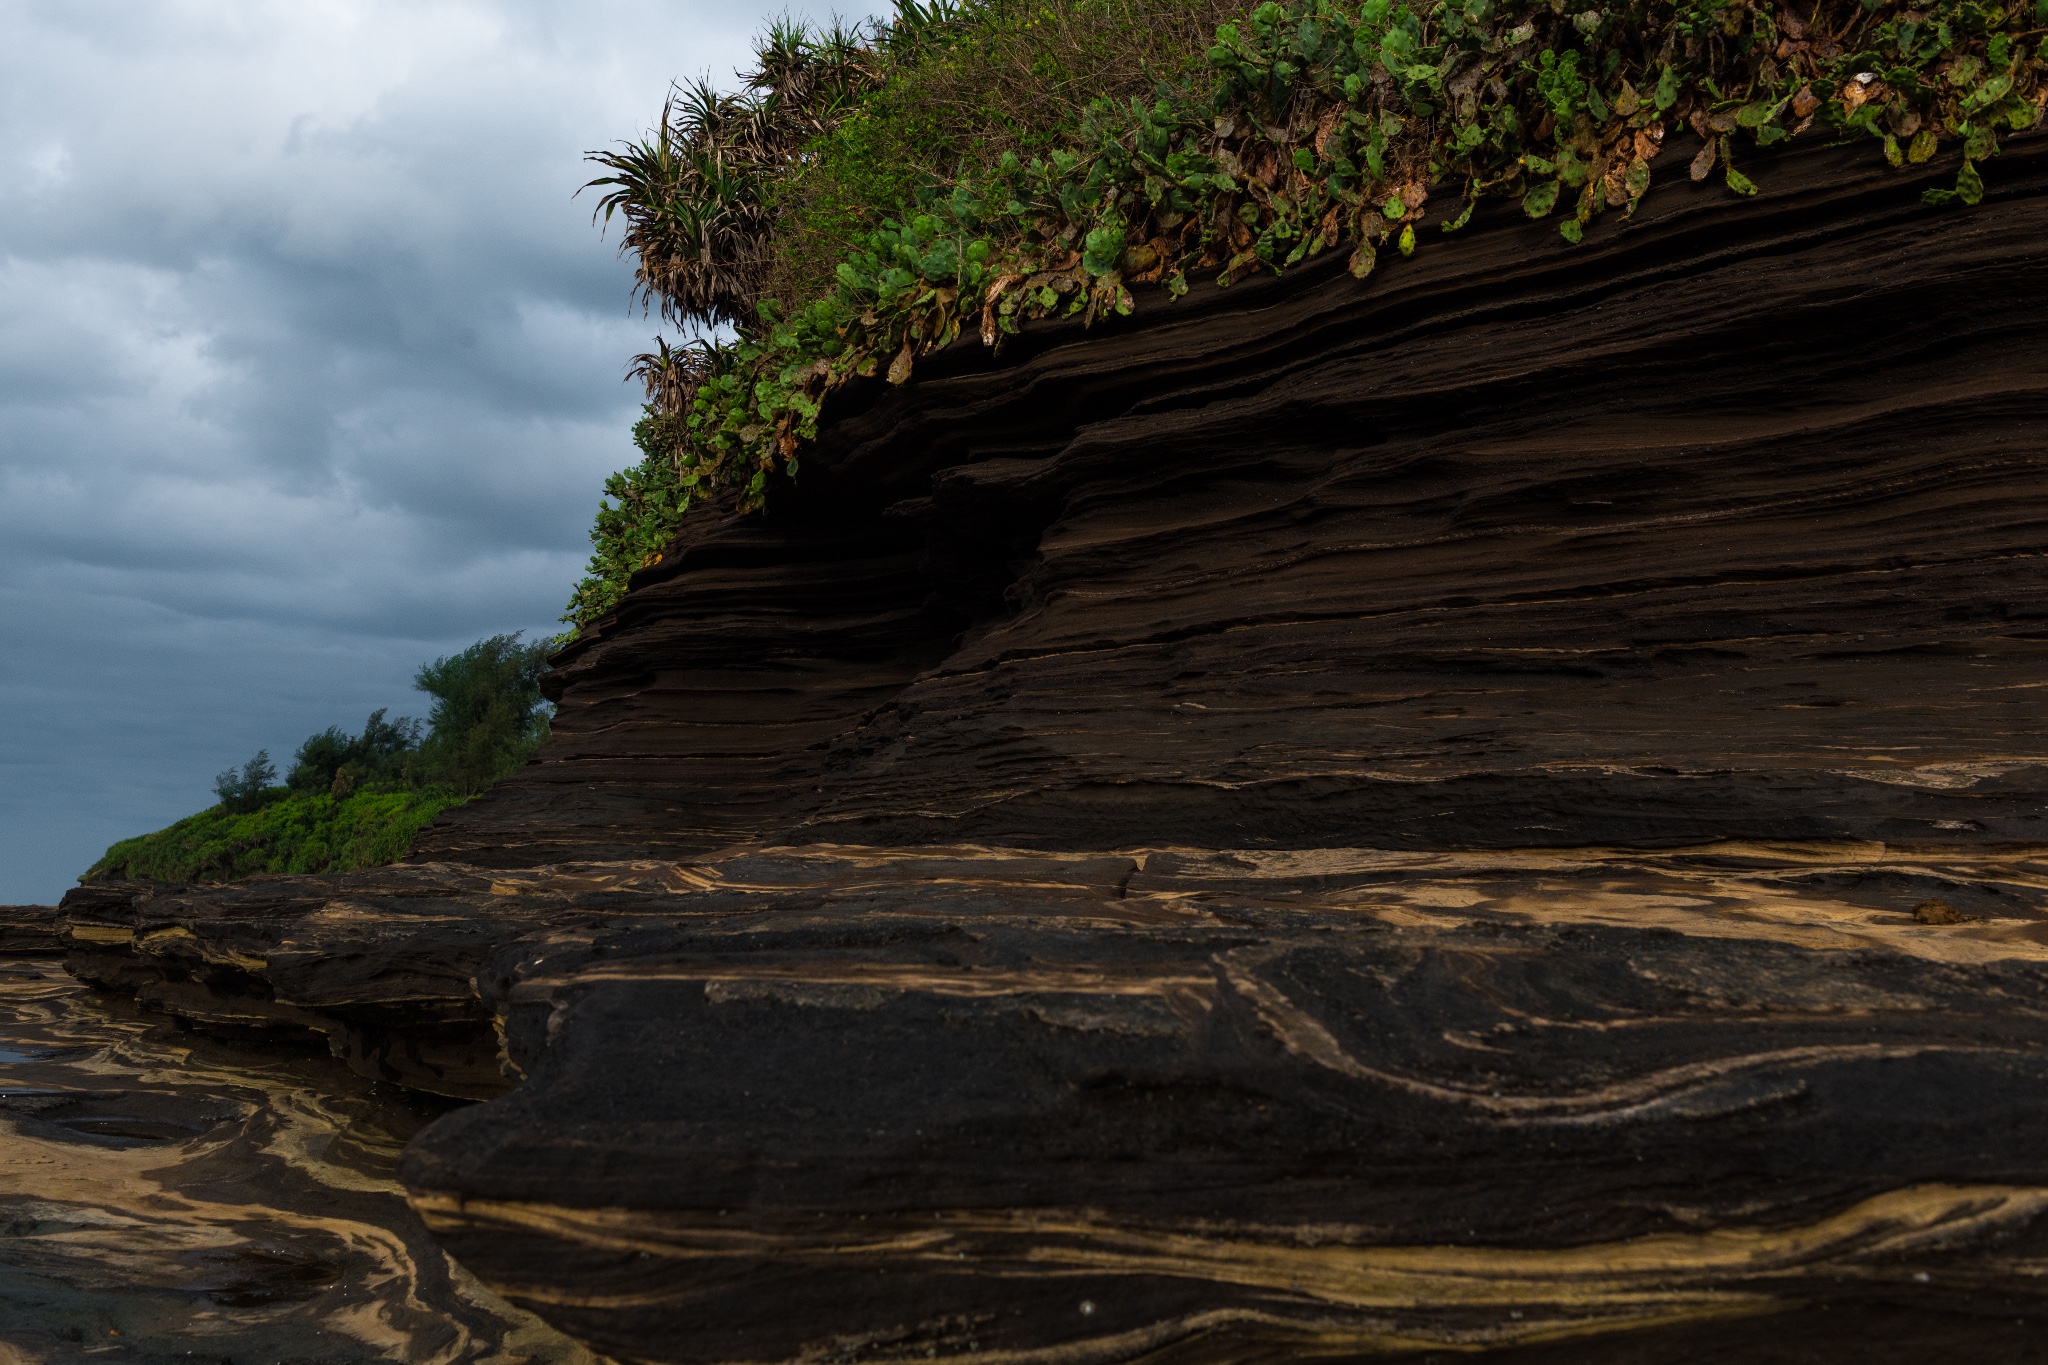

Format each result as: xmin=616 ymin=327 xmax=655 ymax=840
xmin=420 ymin=128 xmax=2048 ymax=866
xmin=52 ymin=129 xmax=2048 ymax=1362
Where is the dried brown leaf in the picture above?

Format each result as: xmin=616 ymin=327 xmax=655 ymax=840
xmin=1131 ymin=237 xmax=1172 ymax=284
xmin=980 ymin=274 xmax=1022 ymax=347
xmin=1839 ymin=73 xmax=1882 ymax=112
xmin=1603 ymin=162 xmax=1631 ymax=207
xmin=1313 ymin=107 xmax=1343 ymax=157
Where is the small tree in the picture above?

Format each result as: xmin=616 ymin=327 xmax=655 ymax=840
xmin=288 ymin=708 xmax=422 ymax=796
xmin=412 ymin=634 xmax=553 ymax=796
xmin=213 ymin=751 xmax=278 ymax=814
xmin=288 ymin=728 xmax=354 ymax=794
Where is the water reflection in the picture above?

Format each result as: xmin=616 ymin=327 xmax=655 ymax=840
xmin=0 ymin=957 xmax=592 ymax=1363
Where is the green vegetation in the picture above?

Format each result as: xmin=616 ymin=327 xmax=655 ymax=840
xmin=212 ymin=751 xmax=279 ymax=815
xmin=409 ymin=634 xmax=555 ymax=797
xmin=86 ymin=634 xmax=553 ymax=885
xmin=86 ymin=788 xmax=467 ymax=885
xmin=565 ymin=0 xmax=2045 ymax=627
xmin=286 ymin=708 xmax=419 ymax=797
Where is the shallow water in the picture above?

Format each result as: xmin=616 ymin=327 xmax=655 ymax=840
xmin=0 ymin=957 xmax=591 ymax=1364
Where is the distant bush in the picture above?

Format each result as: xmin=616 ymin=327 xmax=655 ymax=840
xmin=83 ymin=632 xmax=554 ymax=885
xmin=288 ymin=709 xmax=422 ymax=797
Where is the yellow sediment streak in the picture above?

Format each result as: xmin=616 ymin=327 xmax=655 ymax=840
xmin=409 ymin=1182 xmax=2045 ymax=1356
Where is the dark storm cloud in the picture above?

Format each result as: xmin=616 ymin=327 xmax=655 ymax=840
xmin=0 ymin=0 xmax=877 ymax=900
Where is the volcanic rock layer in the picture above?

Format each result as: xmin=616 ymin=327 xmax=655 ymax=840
xmin=421 ymin=129 xmax=2048 ymax=866
xmin=52 ymin=128 xmax=2048 ymax=1363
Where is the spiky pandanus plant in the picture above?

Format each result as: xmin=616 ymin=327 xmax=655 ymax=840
xmin=583 ymin=24 xmax=891 ymax=332
xmin=582 ymin=83 xmax=773 ymax=330
xmin=563 ymin=22 xmax=897 ymax=623
xmin=580 ymin=19 xmax=893 ymax=514
xmin=624 ymin=334 xmax=717 ymax=471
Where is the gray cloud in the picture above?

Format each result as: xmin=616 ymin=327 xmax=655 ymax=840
xmin=0 ymin=0 xmax=876 ymax=900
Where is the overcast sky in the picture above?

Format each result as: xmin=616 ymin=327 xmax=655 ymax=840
xmin=0 ymin=0 xmax=877 ymax=903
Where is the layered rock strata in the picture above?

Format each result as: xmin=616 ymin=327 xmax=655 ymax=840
xmin=58 ymin=841 xmax=2048 ymax=1359
xmin=0 ymin=904 xmax=61 ymax=955
xmin=420 ymin=129 xmax=2048 ymax=866
xmin=55 ymin=129 xmax=2048 ymax=1361
xmin=0 ymin=957 xmax=586 ymax=1361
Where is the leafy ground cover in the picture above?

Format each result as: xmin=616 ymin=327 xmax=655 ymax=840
xmin=86 ymin=788 xmax=466 ymax=883
xmin=84 ymin=634 xmax=553 ymax=885
xmin=565 ymin=0 xmax=2046 ymax=626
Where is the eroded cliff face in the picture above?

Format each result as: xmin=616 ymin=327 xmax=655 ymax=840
xmin=48 ymin=129 xmax=2048 ymax=1363
xmin=421 ymin=128 xmax=2047 ymax=867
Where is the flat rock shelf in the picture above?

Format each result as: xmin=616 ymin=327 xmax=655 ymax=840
xmin=47 ymin=128 xmax=2048 ymax=1362
xmin=56 ymin=844 xmax=2048 ymax=1361
xmin=0 ymin=955 xmax=589 ymax=1363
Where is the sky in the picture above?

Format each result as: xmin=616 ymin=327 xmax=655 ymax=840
xmin=0 ymin=0 xmax=877 ymax=903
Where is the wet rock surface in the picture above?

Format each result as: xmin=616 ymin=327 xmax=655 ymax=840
xmin=42 ymin=130 xmax=2048 ymax=1360
xmin=52 ymin=842 xmax=2048 ymax=1360
xmin=0 ymin=906 xmax=62 ymax=956
xmin=0 ymin=957 xmax=587 ymax=1363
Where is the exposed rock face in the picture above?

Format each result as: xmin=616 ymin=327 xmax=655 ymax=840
xmin=420 ymin=129 xmax=2048 ymax=867
xmin=0 ymin=904 xmax=61 ymax=954
xmin=54 ymin=131 xmax=2048 ymax=1361
xmin=58 ymin=843 xmax=2048 ymax=1359
xmin=0 ymin=956 xmax=590 ymax=1362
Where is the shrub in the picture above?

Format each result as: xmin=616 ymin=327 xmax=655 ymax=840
xmin=288 ymin=708 xmax=424 ymax=797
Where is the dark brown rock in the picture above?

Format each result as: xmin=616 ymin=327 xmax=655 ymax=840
xmin=57 ymin=843 xmax=2048 ymax=1360
xmin=0 ymin=904 xmax=63 ymax=954
xmin=0 ymin=957 xmax=584 ymax=1361
xmin=54 ymin=130 xmax=2048 ymax=1361
xmin=395 ymin=841 xmax=2048 ymax=1363
xmin=421 ymin=130 xmax=2048 ymax=867
xmin=59 ymin=873 xmax=525 ymax=1099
